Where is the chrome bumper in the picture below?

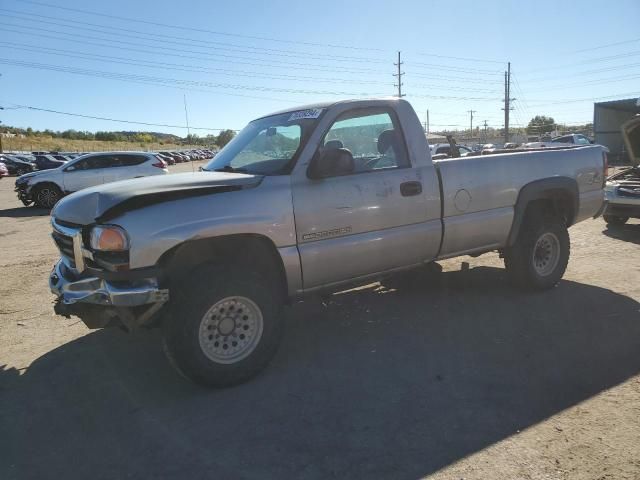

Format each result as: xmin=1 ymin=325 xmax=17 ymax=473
xmin=49 ymin=259 xmax=169 ymax=307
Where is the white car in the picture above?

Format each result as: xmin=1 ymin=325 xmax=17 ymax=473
xmin=15 ymin=151 xmax=168 ymax=208
xmin=524 ymin=134 xmax=593 ymax=149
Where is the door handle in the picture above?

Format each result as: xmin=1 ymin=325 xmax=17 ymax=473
xmin=400 ymin=181 xmax=422 ymax=197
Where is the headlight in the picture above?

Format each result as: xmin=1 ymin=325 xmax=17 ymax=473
xmin=90 ymin=225 xmax=129 ymax=251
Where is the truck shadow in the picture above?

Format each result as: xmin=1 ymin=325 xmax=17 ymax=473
xmin=602 ymin=222 xmax=640 ymax=245
xmin=2 ymin=267 xmax=640 ymax=479
xmin=0 ymin=206 xmax=49 ymax=218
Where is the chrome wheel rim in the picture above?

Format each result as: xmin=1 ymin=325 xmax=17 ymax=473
xmin=198 ymin=296 xmax=264 ymax=364
xmin=532 ymin=232 xmax=560 ymax=276
xmin=37 ymin=188 xmax=59 ymax=208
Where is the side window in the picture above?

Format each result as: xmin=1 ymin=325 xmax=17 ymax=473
xmin=77 ymin=155 xmax=109 ymax=170
xmin=575 ymin=136 xmax=590 ymax=145
xmin=109 ymin=154 xmax=148 ymax=167
xmin=436 ymin=146 xmax=450 ymax=155
xmin=322 ymin=109 xmax=409 ymax=174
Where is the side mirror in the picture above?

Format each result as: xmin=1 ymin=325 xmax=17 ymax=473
xmin=65 ymin=165 xmax=76 ymax=172
xmin=307 ymin=148 xmax=354 ymax=179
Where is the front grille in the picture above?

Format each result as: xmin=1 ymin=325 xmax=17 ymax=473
xmin=618 ymin=185 xmax=640 ymax=198
xmin=52 ymin=230 xmax=76 ymax=267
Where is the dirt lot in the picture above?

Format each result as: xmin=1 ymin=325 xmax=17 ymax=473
xmin=1 ymin=163 xmax=639 ymax=480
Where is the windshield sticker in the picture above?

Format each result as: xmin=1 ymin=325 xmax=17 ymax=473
xmin=288 ymin=108 xmax=323 ymax=122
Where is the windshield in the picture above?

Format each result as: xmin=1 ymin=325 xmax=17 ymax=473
xmin=202 ymin=111 xmax=321 ymax=175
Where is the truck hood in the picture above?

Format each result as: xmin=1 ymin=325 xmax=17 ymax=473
xmin=52 ymin=171 xmax=263 ymax=225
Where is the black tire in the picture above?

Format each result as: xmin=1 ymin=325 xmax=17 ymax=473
xmin=33 ymin=183 xmax=63 ymax=209
xmin=603 ymin=214 xmax=629 ymax=226
xmin=504 ymin=214 xmax=570 ymax=290
xmin=163 ymin=263 xmax=284 ymax=387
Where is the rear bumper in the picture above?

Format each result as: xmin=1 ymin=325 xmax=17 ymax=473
xmin=50 ymin=259 xmax=168 ymax=307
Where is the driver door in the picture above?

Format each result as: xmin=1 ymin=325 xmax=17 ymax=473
xmin=292 ymin=108 xmax=439 ymax=289
xmin=63 ymin=155 xmax=107 ymax=192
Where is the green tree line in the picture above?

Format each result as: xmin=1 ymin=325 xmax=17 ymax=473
xmin=1 ymin=125 xmax=236 ymax=147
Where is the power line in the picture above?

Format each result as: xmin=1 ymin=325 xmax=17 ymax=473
xmin=0 ymin=41 xmax=389 ymax=85
xmin=414 ymin=51 xmax=504 ymax=64
xmin=0 ymin=8 xmax=386 ymax=62
xmin=10 ymin=0 xmax=383 ymax=51
xmin=569 ymin=36 xmax=640 ymax=54
xmin=0 ymin=26 xmax=386 ymax=77
xmin=1 ymin=102 xmax=240 ymax=131
xmin=520 ymin=49 xmax=640 ymax=74
xmin=526 ymin=91 xmax=640 ymax=107
xmin=0 ymin=58 xmax=387 ymax=96
xmin=409 ymin=61 xmax=503 ymax=75
xmin=0 ymin=22 xmax=387 ymax=73
xmin=517 ymin=63 xmax=640 ymax=84
xmin=0 ymin=60 xmax=298 ymax=103
xmin=517 ymin=72 xmax=640 ymax=92
xmin=0 ymin=12 xmax=387 ymax=64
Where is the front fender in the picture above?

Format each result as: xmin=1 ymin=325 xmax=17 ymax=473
xmin=114 ymin=176 xmax=296 ymax=269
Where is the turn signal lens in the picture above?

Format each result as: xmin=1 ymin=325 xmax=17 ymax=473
xmin=90 ymin=226 xmax=129 ymax=251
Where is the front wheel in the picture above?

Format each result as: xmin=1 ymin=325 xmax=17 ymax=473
xmin=34 ymin=184 xmax=62 ymax=209
xmin=163 ymin=265 xmax=284 ymax=387
xmin=603 ymin=214 xmax=628 ymax=226
xmin=504 ymin=215 xmax=570 ymax=290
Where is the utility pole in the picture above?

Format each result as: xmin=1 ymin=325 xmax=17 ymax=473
xmin=426 ymin=109 xmax=430 ymax=134
xmin=483 ymin=120 xmax=488 ymax=142
xmin=393 ymin=51 xmax=405 ymax=98
xmin=468 ymin=109 xmax=476 ymax=140
xmin=502 ymin=61 xmax=515 ymax=144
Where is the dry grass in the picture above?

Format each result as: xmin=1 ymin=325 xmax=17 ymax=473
xmin=1 ymin=136 xmax=206 ymax=153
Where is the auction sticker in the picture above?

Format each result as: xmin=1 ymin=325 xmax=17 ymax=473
xmin=288 ymin=108 xmax=323 ymax=122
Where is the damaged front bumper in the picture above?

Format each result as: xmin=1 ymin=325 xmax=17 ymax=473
xmin=50 ymin=259 xmax=169 ymax=329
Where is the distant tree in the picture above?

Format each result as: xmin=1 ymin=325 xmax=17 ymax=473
xmin=527 ymin=115 xmax=556 ymax=134
xmin=133 ymin=132 xmax=154 ymax=143
xmin=216 ymin=129 xmax=235 ymax=148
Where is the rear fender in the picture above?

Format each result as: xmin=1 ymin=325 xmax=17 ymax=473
xmin=507 ymin=177 xmax=578 ymax=246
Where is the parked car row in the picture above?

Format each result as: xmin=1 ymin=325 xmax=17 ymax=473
xmin=155 ymin=149 xmax=216 ymax=165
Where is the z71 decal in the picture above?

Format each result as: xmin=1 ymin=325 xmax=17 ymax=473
xmin=302 ymin=226 xmax=352 ymax=241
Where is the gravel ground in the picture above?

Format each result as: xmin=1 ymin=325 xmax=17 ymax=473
xmin=1 ymin=163 xmax=639 ymax=480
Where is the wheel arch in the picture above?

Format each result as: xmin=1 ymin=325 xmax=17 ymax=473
xmin=157 ymin=234 xmax=290 ymax=301
xmin=507 ymin=177 xmax=578 ymax=246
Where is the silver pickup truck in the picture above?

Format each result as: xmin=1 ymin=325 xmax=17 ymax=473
xmin=49 ymin=98 xmax=606 ymax=386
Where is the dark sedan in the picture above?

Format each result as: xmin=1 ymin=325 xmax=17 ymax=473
xmin=0 ymin=155 xmax=37 ymax=176
xmin=35 ymin=155 xmax=67 ymax=170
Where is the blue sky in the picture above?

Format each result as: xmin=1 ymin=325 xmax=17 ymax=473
xmin=0 ymin=0 xmax=639 ymax=136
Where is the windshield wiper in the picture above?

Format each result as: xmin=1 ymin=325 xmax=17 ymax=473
xmin=213 ymin=165 xmax=250 ymax=173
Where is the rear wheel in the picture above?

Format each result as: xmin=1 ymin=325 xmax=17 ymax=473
xmin=163 ymin=264 xmax=284 ymax=387
xmin=603 ymin=214 xmax=628 ymax=226
xmin=504 ymin=214 xmax=570 ymax=290
xmin=34 ymin=184 xmax=62 ymax=209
